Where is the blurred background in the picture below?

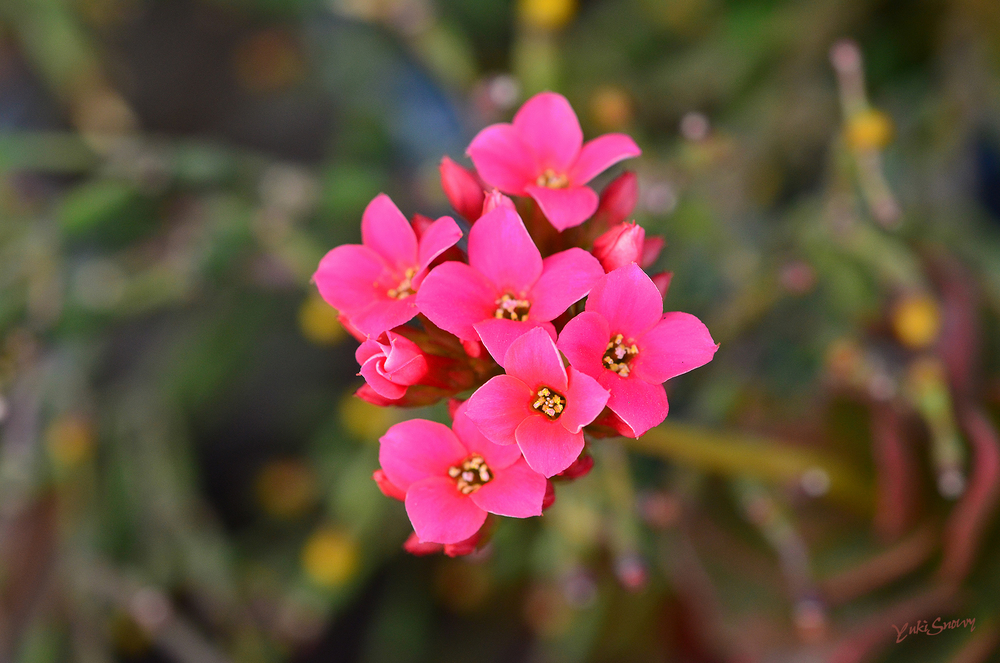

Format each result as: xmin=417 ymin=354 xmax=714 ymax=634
xmin=2 ymin=0 xmax=1000 ymax=661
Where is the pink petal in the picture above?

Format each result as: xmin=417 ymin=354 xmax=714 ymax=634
xmin=464 ymin=375 xmax=533 ymax=447
xmin=360 ymin=358 xmax=407 ymax=399
xmin=470 ymin=458 xmax=546 ymax=518
xmin=379 ymin=419 xmax=467 ymax=491
xmin=474 ymin=318 xmax=556 ymax=366
xmin=512 ymin=92 xmax=583 ymax=174
xmin=502 ymin=326 xmax=568 ymax=392
xmin=557 ymin=310 xmax=610 ymax=378
xmin=452 ymin=400 xmax=523 ymax=470
xmin=403 ymin=532 xmax=443 ymax=555
xmin=559 ymin=367 xmax=610 ymax=433
xmin=355 ymin=338 xmax=384 ymax=366
xmin=439 ymin=156 xmax=486 ymax=221
xmin=467 ymin=207 xmax=542 ymax=294
xmin=568 ymin=134 xmax=642 ymax=185
xmin=313 ymin=244 xmax=389 ymax=317
xmin=415 ymin=262 xmax=499 ymax=340
xmin=525 ymin=184 xmax=599 ymax=231
xmin=350 ymin=297 xmax=418 ymax=337
xmin=467 ymin=124 xmax=537 ymax=195
xmin=356 ymin=384 xmax=399 ymax=407
xmin=528 ymin=248 xmax=605 ymax=321
xmin=361 ymin=194 xmax=418 ymax=272
xmin=602 ymin=373 xmax=669 ymax=438
xmin=515 ymin=415 xmax=585 ymax=477
xmin=632 ymin=312 xmax=719 ymax=384
xmin=416 ymin=215 xmax=463 ymax=273
xmin=585 ymin=263 xmax=663 ymax=338
xmin=405 ymin=476 xmax=488 ymax=544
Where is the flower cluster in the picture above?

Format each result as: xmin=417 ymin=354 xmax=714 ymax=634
xmin=314 ymin=92 xmax=718 ymax=553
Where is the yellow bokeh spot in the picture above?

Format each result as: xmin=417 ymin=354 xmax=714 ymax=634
xmin=298 ymin=294 xmax=346 ymax=345
xmin=46 ymin=415 xmax=94 ymax=468
xmin=302 ymin=527 xmax=358 ymax=588
xmin=590 ymin=86 xmax=632 ymax=130
xmin=845 ymin=109 xmax=894 ymax=152
xmin=519 ymin=0 xmax=577 ymax=30
xmin=340 ymin=394 xmax=395 ymax=442
xmin=892 ymin=293 xmax=941 ymax=350
xmin=255 ymin=459 xmax=319 ymax=519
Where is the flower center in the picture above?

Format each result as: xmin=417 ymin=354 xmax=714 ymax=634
xmin=387 ymin=268 xmax=417 ymax=299
xmin=447 ymin=454 xmax=493 ymax=494
xmin=603 ymin=334 xmax=638 ymax=377
xmin=494 ymin=293 xmax=531 ymax=321
xmin=536 ymin=169 xmax=569 ymax=189
xmin=532 ymin=386 xmax=566 ymax=420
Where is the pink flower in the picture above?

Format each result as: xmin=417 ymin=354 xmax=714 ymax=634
xmin=356 ymin=331 xmax=429 ymax=400
xmin=557 ymin=264 xmax=718 ymax=437
xmin=416 ymin=205 xmax=604 ymax=362
xmin=440 ymin=156 xmax=485 ymax=222
xmin=378 ymin=401 xmax=547 ymax=544
xmin=313 ymin=194 xmax=462 ymax=337
xmin=464 ymin=327 xmax=609 ymax=477
xmin=467 ymin=92 xmax=641 ymax=231
xmin=481 ymin=189 xmax=516 ymax=216
xmin=592 ymin=222 xmax=665 ymax=273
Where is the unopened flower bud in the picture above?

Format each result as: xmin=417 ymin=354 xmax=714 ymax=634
xmin=650 ymin=271 xmax=673 ymax=300
xmin=593 ymin=222 xmax=645 ymax=272
xmin=440 ymin=156 xmax=485 ymax=221
xmin=481 ymin=189 xmax=516 ymax=216
xmin=641 ymin=236 xmax=664 ymax=268
xmin=356 ymin=332 xmax=429 ymax=400
xmin=594 ymin=171 xmax=638 ymax=227
xmin=557 ymin=454 xmax=594 ymax=480
xmin=373 ymin=469 xmax=406 ymax=501
xmin=542 ymin=480 xmax=557 ymax=510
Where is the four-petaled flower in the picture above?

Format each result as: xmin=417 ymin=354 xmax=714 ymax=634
xmin=313 ymin=194 xmax=462 ymax=336
xmin=467 ymin=92 xmax=641 ymax=231
xmin=465 ymin=327 xmax=609 ymax=477
xmin=417 ymin=205 xmax=604 ymax=363
xmin=558 ymin=264 xmax=719 ymax=438
xmin=378 ymin=402 xmax=548 ymax=544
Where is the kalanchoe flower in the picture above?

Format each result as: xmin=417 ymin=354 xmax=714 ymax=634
xmin=465 ymin=327 xmax=609 ymax=477
xmin=313 ymin=194 xmax=462 ymax=336
xmin=378 ymin=402 xmax=547 ymax=544
xmin=650 ymin=271 xmax=673 ymax=300
xmin=417 ymin=205 xmax=604 ymax=362
xmin=558 ymin=264 xmax=718 ymax=438
xmin=467 ymin=92 xmax=641 ymax=231
xmin=440 ymin=156 xmax=486 ymax=222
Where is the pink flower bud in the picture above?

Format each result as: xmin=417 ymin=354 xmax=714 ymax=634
xmin=542 ymin=481 xmax=557 ymax=510
xmin=373 ymin=469 xmax=406 ymax=501
xmin=650 ymin=271 xmax=673 ymax=300
xmin=440 ymin=156 xmax=485 ymax=221
xmin=593 ymin=222 xmax=645 ymax=272
xmin=403 ymin=532 xmax=444 ymax=556
xmin=641 ymin=236 xmax=665 ymax=268
xmin=595 ymin=171 xmax=638 ymax=227
xmin=557 ymin=454 xmax=594 ymax=480
xmin=481 ymin=189 xmax=516 ymax=216
xmin=356 ymin=331 xmax=429 ymax=400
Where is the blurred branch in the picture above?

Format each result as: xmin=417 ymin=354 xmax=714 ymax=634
xmin=625 ymin=422 xmax=872 ymax=511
